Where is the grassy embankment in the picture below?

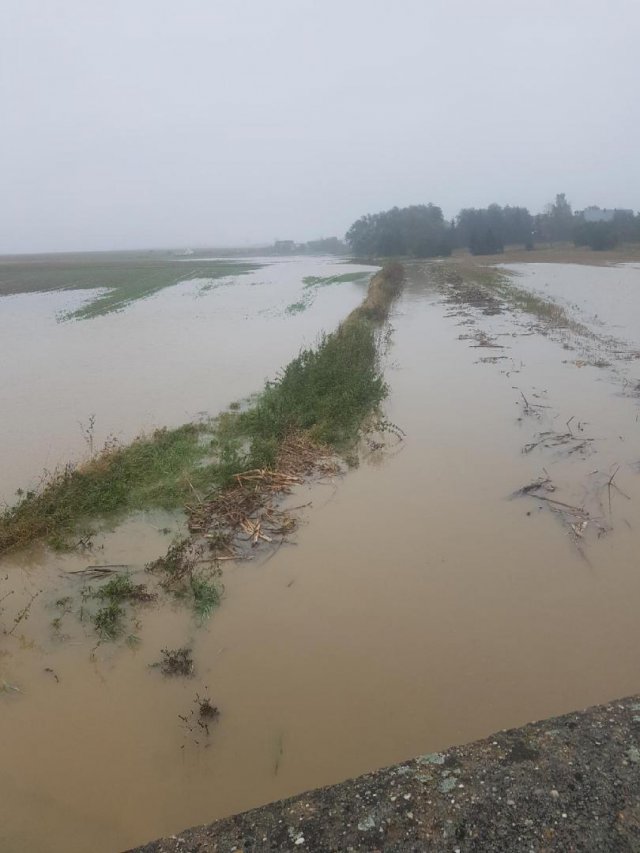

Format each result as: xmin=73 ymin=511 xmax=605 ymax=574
xmin=0 ymin=263 xmax=404 ymax=559
xmin=0 ymin=254 xmax=261 ymax=319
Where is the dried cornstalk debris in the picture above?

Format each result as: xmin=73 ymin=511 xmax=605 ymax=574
xmin=510 ymin=473 xmax=555 ymax=498
xmin=512 ymin=471 xmax=612 ymax=547
xmin=522 ymin=430 xmax=596 ymax=457
xmin=187 ymin=433 xmax=341 ymax=560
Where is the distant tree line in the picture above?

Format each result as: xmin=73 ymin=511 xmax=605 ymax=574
xmin=346 ymin=205 xmax=453 ymax=258
xmin=345 ymin=194 xmax=640 ymax=257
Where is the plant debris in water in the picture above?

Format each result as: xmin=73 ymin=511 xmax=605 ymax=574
xmin=146 ymin=539 xmax=222 ymax=619
xmin=179 ymin=691 xmax=220 ymax=742
xmin=197 ymin=695 xmax=219 ymax=720
xmin=146 ymin=538 xmax=199 ymax=589
xmin=95 ymin=572 xmax=155 ymax=604
xmin=154 ymin=647 xmax=195 ymax=677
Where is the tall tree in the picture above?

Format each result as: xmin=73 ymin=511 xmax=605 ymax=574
xmin=346 ymin=205 xmax=451 ymax=258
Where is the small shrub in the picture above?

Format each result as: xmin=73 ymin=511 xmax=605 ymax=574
xmin=93 ymin=601 xmax=124 ymax=639
xmin=190 ymin=575 xmax=221 ymax=620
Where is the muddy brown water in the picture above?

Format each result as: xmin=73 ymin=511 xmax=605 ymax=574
xmin=3 ymin=261 xmax=640 ymax=851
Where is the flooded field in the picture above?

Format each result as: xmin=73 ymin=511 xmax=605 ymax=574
xmin=3 ymin=257 xmax=640 ymax=851
xmin=504 ymin=261 xmax=640 ymax=346
xmin=0 ymin=256 xmax=374 ymax=502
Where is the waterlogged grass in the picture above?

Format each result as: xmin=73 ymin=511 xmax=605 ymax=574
xmin=0 ymin=265 xmax=404 ymax=556
xmin=489 ymin=277 xmax=590 ymax=334
xmin=88 ymin=572 xmax=155 ymax=640
xmin=437 ymin=262 xmax=590 ymax=335
xmin=95 ymin=573 xmax=137 ymax=603
xmin=0 ymin=424 xmax=214 ymax=554
xmin=285 ymin=270 xmax=371 ymax=315
xmin=190 ymin=576 xmax=222 ymax=621
xmin=93 ymin=601 xmax=124 ymax=640
xmin=145 ymin=537 xmax=222 ymax=623
xmin=302 ymin=272 xmax=371 ymax=288
xmin=0 ymin=253 xmax=261 ymax=320
xmin=285 ymin=300 xmax=307 ymax=315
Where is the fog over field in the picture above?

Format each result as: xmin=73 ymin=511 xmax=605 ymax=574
xmin=1 ymin=0 xmax=638 ymax=253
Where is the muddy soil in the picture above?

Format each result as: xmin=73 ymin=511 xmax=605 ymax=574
xmin=3 ymin=260 xmax=640 ymax=852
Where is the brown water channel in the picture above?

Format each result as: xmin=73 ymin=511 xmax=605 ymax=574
xmin=2 ymin=261 xmax=640 ymax=851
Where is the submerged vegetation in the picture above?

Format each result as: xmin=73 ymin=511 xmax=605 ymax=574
xmin=285 ymin=269 xmax=371 ymax=315
xmin=0 ymin=264 xmax=404 ymax=563
xmin=433 ymin=262 xmax=591 ymax=336
xmin=154 ymin=647 xmax=195 ymax=677
xmin=93 ymin=600 xmax=125 ymax=640
xmin=302 ymin=272 xmax=371 ymax=288
xmin=0 ymin=253 xmax=261 ymax=320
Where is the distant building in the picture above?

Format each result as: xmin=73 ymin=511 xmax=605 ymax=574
xmin=580 ymin=206 xmax=633 ymax=223
xmin=273 ymin=240 xmax=296 ymax=253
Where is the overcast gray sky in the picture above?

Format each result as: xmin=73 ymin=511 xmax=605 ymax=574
xmin=1 ymin=0 xmax=638 ymax=253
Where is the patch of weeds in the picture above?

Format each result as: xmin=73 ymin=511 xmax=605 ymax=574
xmin=285 ymin=300 xmax=308 ymax=315
xmin=0 ymin=423 xmax=215 ymax=556
xmin=147 ymin=537 xmax=221 ymax=620
xmin=146 ymin=538 xmax=198 ymax=589
xmin=93 ymin=601 xmax=124 ymax=640
xmin=154 ymin=647 xmax=194 ymax=677
xmin=197 ymin=694 xmax=219 ymax=721
xmin=238 ymin=318 xmax=387 ymax=456
xmin=179 ymin=690 xmax=220 ymax=741
xmin=95 ymin=572 xmax=155 ymax=603
xmin=190 ymin=574 xmax=221 ymax=621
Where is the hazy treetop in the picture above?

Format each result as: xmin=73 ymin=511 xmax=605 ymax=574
xmin=1 ymin=0 xmax=638 ymax=253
